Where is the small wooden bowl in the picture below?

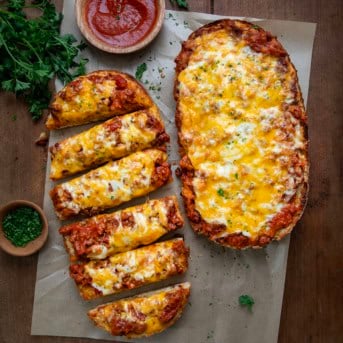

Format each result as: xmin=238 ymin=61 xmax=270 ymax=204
xmin=0 ymin=200 xmax=48 ymax=257
xmin=75 ymin=0 xmax=166 ymax=54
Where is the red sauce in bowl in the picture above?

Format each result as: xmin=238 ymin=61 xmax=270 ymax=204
xmin=86 ymin=0 xmax=158 ymax=48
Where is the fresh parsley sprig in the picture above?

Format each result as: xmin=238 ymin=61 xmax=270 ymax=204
xmin=239 ymin=294 xmax=255 ymax=311
xmin=135 ymin=63 xmax=147 ymax=81
xmin=170 ymin=0 xmax=188 ymax=9
xmin=0 ymin=0 xmax=88 ymax=120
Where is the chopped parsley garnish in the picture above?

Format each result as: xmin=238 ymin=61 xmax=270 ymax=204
xmin=2 ymin=206 xmax=42 ymax=247
xmin=207 ymin=330 xmax=214 ymax=339
xmin=239 ymin=295 xmax=255 ymax=311
xmin=227 ymin=140 xmax=236 ymax=146
xmin=217 ymin=188 xmax=225 ymax=197
xmin=234 ymin=173 xmax=239 ymax=179
xmin=0 ymin=0 xmax=88 ymax=120
xmin=135 ymin=63 xmax=147 ymax=81
xmin=170 ymin=0 xmax=188 ymax=9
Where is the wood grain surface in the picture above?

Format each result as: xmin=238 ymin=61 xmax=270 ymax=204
xmin=0 ymin=1 xmax=342 ymax=342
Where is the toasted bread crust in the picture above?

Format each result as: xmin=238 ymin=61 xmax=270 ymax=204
xmin=174 ymin=20 xmax=309 ymax=249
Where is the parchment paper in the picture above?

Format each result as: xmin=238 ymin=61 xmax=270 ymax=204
xmin=31 ymin=4 xmax=316 ymax=343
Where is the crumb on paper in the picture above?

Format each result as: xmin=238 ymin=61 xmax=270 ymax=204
xmin=35 ymin=132 xmax=49 ymax=146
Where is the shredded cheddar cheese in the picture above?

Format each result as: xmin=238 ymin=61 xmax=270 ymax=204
xmin=70 ymin=238 xmax=189 ymax=300
xmin=60 ymin=196 xmax=183 ymax=260
xmin=51 ymin=149 xmax=170 ymax=220
xmin=46 ymin=70 xmax=153 ymax=129
xmin=50 ymin=106 xmax=164 ymax=180
xmin=88 ymin=282 xmax=190 ymax=338
xmin=85 ymin=239 xmax=180 ymax=295
xmin=178 ymin=29 xmax=306 ymax=240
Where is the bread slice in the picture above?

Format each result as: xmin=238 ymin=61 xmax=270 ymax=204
xmin=174 ymin=19 xmax=309 ymax=248
xmin=46 ymin=70 xmax=153 ymax=129
xmin=88 ymin=282 xmax=190 ymax=338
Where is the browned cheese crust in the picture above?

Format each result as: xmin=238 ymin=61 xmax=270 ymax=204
xmin=69 ymin=238 xmax=189 ymax=300
xmin=46 ymin=70 xmax=154 ymax=129
xmin=87 ymin=282 xmax=191 ymax=338
xmin=59 ymin=196 xmax=184 ymax=261
xmin=49 ymin=105 xmax=170 ymax=180
xmin=50 ymin=149 xmax=171 ymax=220
xmin=174 ymin=20 xmax=309 ymax=249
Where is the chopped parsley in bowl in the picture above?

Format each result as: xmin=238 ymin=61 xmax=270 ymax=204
xmin=0 ymin=200 xmax=48 ymax=256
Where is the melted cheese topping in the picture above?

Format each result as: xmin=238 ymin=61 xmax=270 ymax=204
xmin=55 ymin=149 xmax=167 ymax=217
xmin=50 ymin=106 xmax=162 ymax=180
xmin=90 ymin=283 xmax=190 ymax=337
xmin=178 ymin=30 xmax=305 ymax=239
xmin=46 ymin=71 xmax=153 ymax=129
xmin=65 ymin=197 xmax=178 ymax=259
xmin=84 ymin=238 xmax=187 ymax=295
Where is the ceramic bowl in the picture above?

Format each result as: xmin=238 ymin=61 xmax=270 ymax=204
xmin=75 ymin=0 xmax=166 ymax=54
xmin=0 ymin=200 xmax=48 ymax=257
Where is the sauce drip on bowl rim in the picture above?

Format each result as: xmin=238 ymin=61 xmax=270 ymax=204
xmin=86 ymin=0 xmax=158 ymax=48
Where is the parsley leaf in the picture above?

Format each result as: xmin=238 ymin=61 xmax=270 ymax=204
xmin=15 ymin=80 xmax=31 ymax=92
xmin=239 ymin=295 xmax=255 ymax=311
xmin=217 ymin=188 xmax=225 ymax=197
xmin=170 ymin=0 xmax=188 ymax=9
xmin=1 ymin=80 xmax=15 ymax=92
xmin=0 ymin=1 xmax=88 ymax=120
xmin=8 ymin=0 xmax=25 ymax=11
xmin=135 ymin=63 xmax=147 ymax=81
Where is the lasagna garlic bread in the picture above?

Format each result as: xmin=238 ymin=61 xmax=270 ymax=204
xmin=70 ymin=238 xmax=189 ymax=300
xmin=50 ymin=149 xmax=171 ymax=220
xmin=49 ymin=105 xmax=169 ymax=180
xmin=59 ymin=196 xmax=184 ymax=261
xmin=88 ymin=282 xmax=191 ymax=338
xmin=46 ymin=70 xmax=153 ymax=129
xmin=175 ymin=20 xmax=308 ymax=248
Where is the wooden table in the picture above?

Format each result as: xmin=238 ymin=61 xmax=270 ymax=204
xmin=0 ymin=1 xmax=342 ymax=342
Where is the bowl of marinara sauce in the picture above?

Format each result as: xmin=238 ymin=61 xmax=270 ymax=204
xmin=75 ymin=0 xmax=165 ymax=53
